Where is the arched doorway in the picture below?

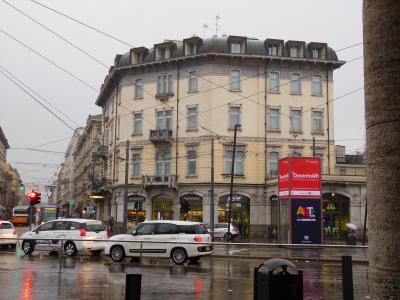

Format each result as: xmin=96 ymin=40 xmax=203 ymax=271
xmin=323 ymin=193 xmax=350 ymax=240
xmin=180 ymin=194 xmax=203 ymax=222
xmin=152 ymin=194 xmax=173 ymax=220
xmin=218 ymin=194 xmax=250 ymax=237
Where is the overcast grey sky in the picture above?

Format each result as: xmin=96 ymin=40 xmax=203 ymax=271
xmin=0 ymin=0 xmax=364 ymax=196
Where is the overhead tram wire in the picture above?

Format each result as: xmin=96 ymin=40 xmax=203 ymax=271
xmin=0 ymin=68 xmax=75 ymax=131
xmin=0 ymin=64 xmax=81 ymax=127
xmin=10 ymin=3 xmax=363 ymax=139
xmin=0 ymin=28 xmax=99 ymax=93
xmin=0 ymin=0 xmax=108 ymax=68
xmin=30 ymin=0 xmax=134 ymax=48
xmin=4 ymin=2 xmax=363 ymax=136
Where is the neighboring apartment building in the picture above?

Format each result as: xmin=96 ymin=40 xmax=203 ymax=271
xmin=0 ymin=126 xmax=23 ymax=218
xmin=71 ymin=115 xmax=102 ymax=218
xmin=50 ymin=128 xmax=83 ymax=212
xmin=92 ymin=35 xmax=365 ymax=237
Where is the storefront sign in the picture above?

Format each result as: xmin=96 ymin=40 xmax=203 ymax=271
xmin=226 ymin=194 xmax=241 ymax=203
xmin=291 ymin=199 xmax=322 ymax=244
xmin=180 ymin=194 xmax=203 ymax=202
xmin=128 ymin=195 xmax=146 ymax=202
xmin=325 ymin=202 xmax=336 ymax=211
xmin=278 ymin=157 xmax=321 ymax=199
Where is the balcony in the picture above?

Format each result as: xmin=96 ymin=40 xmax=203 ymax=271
xmin=155 ymin=92 xmax=174 ymax=101
xmin=142 ymin=175 xmax=177 ymax=188
xmin=150 ymin=129 xmax=173 ymax=143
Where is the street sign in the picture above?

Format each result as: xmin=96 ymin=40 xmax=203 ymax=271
xmin=68 ymin=199 xmax=76 ymax=205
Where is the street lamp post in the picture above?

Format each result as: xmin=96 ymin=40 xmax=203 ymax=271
xmin=227 ymin=124 xmax=241 ymax=243
xmin=122 ymin=140 xmax=129 ymax=233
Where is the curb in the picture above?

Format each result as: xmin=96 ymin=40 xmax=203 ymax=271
xmin=211 ymin=254 xmax=369 ymax=265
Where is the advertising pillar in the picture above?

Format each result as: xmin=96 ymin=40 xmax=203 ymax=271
xmin=278 ymin=157 xmax=322 ymax=244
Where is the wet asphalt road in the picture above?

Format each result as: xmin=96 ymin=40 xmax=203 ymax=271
xmin=0 ymin=250 xmax=370 ymax=300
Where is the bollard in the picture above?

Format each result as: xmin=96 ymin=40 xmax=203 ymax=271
xmin=341 ymin=256 xmax=354 ymax=300
xmin=125 ymin=267 xmax=141 ymax=300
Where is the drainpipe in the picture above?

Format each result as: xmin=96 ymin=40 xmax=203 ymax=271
xmin=326 ymin=68 xmax=330 ymax=174
xmin=175 ymin=63 xmax=180 ymax=181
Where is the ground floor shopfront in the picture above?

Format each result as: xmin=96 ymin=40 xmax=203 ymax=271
xmin=96 ymin=179 xmax=366 ymax=239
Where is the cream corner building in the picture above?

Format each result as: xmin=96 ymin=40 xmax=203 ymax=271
xmin=88 ymin=35 xmax=366 ymax=238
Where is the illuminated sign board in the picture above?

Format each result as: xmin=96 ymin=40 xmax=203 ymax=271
xmin=291 ymin=199 xmax=322 ymax=244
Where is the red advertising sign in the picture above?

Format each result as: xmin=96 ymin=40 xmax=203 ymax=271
xmin=278 ymin=158 xmax=290 ymax=198
xmin=278 ymin=157 xmax=321 ymax=199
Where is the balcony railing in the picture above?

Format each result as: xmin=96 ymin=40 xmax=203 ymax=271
xmin=155 ymin=92 xmax=174 ymax=101
xmin=149 ymin=129 xmax=173 ymax=142
xmin=142 ymin=175 xmax=177 ymax=188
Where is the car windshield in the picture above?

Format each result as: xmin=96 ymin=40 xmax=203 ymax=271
xmin=0 ymin=223 xmax=13 ymax=229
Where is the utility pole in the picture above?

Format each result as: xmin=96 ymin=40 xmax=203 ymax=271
xmin=227 ymin=124 xmax=241 ymax=243
xmin=210 ymin=137 xmax=215 ymax=241
xmin=122 ymin=140 xmax=129 ymax=233
xmin=312 ymin=137 xmax=316 ymax=157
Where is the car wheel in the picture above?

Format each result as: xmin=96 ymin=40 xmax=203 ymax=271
xmin=171 ymin=247 xmax=187 ymax=265
xmin=110 ymin=245 xmax=125 ymax=262
xmin=90 ymin=250 xmax=102 ymax=256
xmin=64 ymin=242 xmax=78 ymax=257
xmin=22 ymin=240 xmax=34 ymax=255
xmin=188 ymin=256 xmax=201 ymax=263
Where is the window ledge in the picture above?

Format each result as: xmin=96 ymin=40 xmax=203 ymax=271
xmin=130 ymin=176 xmax=142 ymax=180
xmin=311 ymin=94 xmax=323 ymax=97
xmin=134 ymin=97 xmax=144 ymax=100
xmin=228 ymin=127 xmax=242 ymax=131
xmin=268 ymin=91 xmax=280 ymax=94
xmin=268 ymin=129 xmax=281 ymax=133
xmin=290 ymin=92 xmax=302 ymax=96
xmin=186 ymin=128 xmax=199 ymax=132
xmin=131 ymin=133 xmax=143 ymax=137
xmin=221 ymin=174 xmax=245 ymax=178
xmin=290 ymin=131 xmax=303 ymax=135
xmin=185 ymin=175 xmax=198 ymax=178
xmin=229 ymin=89 xmax=242 ymax=92
xmin=312 ymin=131 xmax=325 ymax=135
xmin=187 ymin=90 xmax=199 ymax=93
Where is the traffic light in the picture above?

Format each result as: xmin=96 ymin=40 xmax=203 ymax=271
xmin=134 ymin=201 xmax=143 ymax=211
xmin=19 ymin=183 xmax=24 ymax=191
xmin=180 ymin=200 xmax=190 ymax=214
xmin=28 ymin=190 xmax=41 ymax=206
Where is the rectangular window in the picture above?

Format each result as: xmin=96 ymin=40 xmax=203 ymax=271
xmin=291 ymin=150 xmax=302 ymax=157
xmin=269 ymin=72 xmax=279 ymax=93
xmin=230 ymin=70 xmax=241 ymax=91
xmin=135 ymin=79 xmax=143 ymax=98
xmin=132 ymin=152 xmax=141 ymax=177
xmin=268 ymin=108 xmax=280 ymax=131
xmin=156 ymin=150 xmax=171 ymax=176
xmin=188 ymin=71 xmax=198 ymax=92
xmin=312 ymin=49 xmax=320 ymax=59
xmin=312 ymin=111 xmax=324 ymax=133
xmin=160 ymin=48 xmax=170 ymax=59
xmin=133 ymin=112 xmax=143 ymax=134
xmin=268 ymin=45 xmax=277 ymax=56
xmin=187 ymin=148 xmax=197 ymax=176
xmin=229 ymin=105 xmax=241 ymax=129
xmin=269 ymin=152 xmax=279 ymax=176
xmin=290 ymin=47 xmax=298 ymax=57
xmin=156 ymin=110 xmax=173 ymax=130
xmin=115 ymin=155 xmax=120 ymax=179
xmin=189 ymin=43 xmax=197 ymax=55
xmin=312 ymin=75 xmax=322 ymax=96
xmin=224 ymin=146 xmax=245 ymax=176
xmin=157 ymin=74 xmax=173 ymax=94
xmin=290 ymin=73 xmax=301 ymax=94
xmin=231 ymin=43 xmax=241 ymax=54
xmin=290 ymin=109 xmax=302 ymax=133
xmin=187 ymin=106 xmax=198 ymax=130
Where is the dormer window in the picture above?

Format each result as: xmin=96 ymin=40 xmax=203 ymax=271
xmin=136 ymin=52 xmax=144 ymax=63
xmin=290 ymin=47 xmax=299 ymax=58
xmin=227 ymin=36 xmax=247 ymax=55
xmin=161 ymin=48 xmax=171 ymax=59
xmin=183 ymin=36 xmax=203 ymax=56
xmin=189 ymin=43 xmax=197 ymax=55
xmin=231 ymin=43 xmax=241 ymax=54
xmin=312 ymin=48 xmax=321 ymax=59
xmin=154 ymin=41 xmax=176 ymax=61
xmin=130 ymin=47 xmax=149 ymax=64
xmin=268 ymin=45 xmax=278 ymax=56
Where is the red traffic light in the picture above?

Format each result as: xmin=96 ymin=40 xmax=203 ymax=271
xmin=27 ymin=190 xmax=41 ymax=206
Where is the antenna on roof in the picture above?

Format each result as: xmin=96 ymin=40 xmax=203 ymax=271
xmin=203 ymin=24 xmax=208 ymax=38
xmin=215 ymin=15 xmax=221 ymax=36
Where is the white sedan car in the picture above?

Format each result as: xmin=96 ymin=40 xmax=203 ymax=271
xmin=0 ymin=221 xmax=17 ymax=248
xmin=105 ymin=220 xmax=213 ymax=264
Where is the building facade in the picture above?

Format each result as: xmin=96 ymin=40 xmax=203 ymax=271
xmin=91 ymin=35 xmax=366 ymax=238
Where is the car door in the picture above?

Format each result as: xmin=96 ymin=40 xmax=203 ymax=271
xmin=50 ymin=221 xmax=71 ymax=251
xmin=34 ymin=221 xmax=56 ymax=251
xmin=152 ymin=223 xmax=178 ymax=258
xmin=127 ymin=223 xmax=156 ymax=257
